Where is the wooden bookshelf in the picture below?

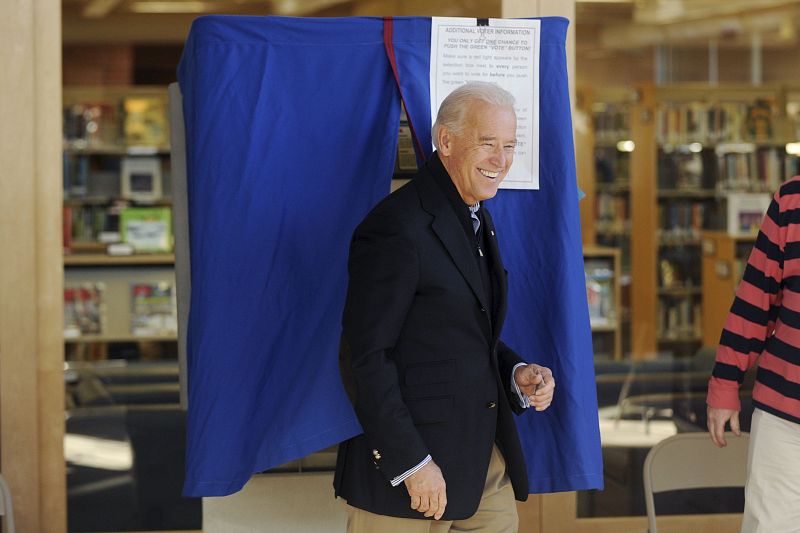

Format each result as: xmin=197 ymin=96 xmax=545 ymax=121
xmin=580 ymin=87 xmax=638 ymax=359
xmin=576 ymin=87 xmax=597 ymax=246
xmin=63 ymin=142 xmax=170 ymax=156
xmin=701 ymin=231 xmax=758 ymax=347
xmin=62 ymin=86 xmax=178 ymax=363
xmin=64 ymin=253 xmax=175 ymax=266
xmin=64 ymin=334 xmax=177 ymax=344
xmin=630 ymin=85 xmax=658 ymax=359
xmin=605 ymin=83 xmax=800 ymax=359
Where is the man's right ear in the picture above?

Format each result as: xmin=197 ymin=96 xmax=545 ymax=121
xmin=437 ymin=127 xmax=452 ymax=156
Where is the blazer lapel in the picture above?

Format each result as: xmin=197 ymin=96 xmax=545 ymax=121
xmin=481 ymin=209 xmax=508 ymax=340
xmin=415 ymin=169 xmax=489 ymax=312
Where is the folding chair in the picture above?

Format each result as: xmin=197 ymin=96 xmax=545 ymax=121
xmin=643 ymin=431 xmax=749 ymax=533
xmin=0 ymin=473 xmax=15 ymax=533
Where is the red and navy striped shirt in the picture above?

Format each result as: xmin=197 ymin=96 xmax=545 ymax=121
xmin=708 ymin=177 xmax=800 ymax=425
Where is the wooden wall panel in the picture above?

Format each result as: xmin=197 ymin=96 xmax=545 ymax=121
xmin=0 ymin=0 xmax=65 ymax=531
xmin=630 ymin=85 xmax=658 ymax=359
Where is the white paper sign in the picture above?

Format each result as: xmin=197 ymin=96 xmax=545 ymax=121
xmin=430 ymin=17 xmax=540 ymax=190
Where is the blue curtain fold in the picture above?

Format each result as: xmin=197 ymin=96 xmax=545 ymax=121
xmin=178 ymin=14 xmax=602 ymax=498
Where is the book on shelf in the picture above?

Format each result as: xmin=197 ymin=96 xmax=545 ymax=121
xmin=120 ymin=206 xmax=173 ymax=253
xmin=63 ymin=205 xmax=73 ymax=253
xmin=63 ymin=153 xmax=91 ymax=197
xmin=658 ymin=253 xmax=701 ymax=289
xmin=123 ymin=97 xmax=169 ymax=147
xmin=745 ymin=99 xmax=773 ymax=141
xmin=595 ymin=146 xmax=631 ymax=183
xmin=657 ymin=146 xmax=717 ymax=190
xmin=657 ymin=298 xmax=702 ymax=341
xmin=658 ymin=203 xmax=706 ymax=240
xmin=131 ymin=281 xmax=177 ymax=337
xmin=592 ymin=103 xmax=630 ymax=143
xmin=63 ymin=203 xmax=123 ymax=251
xmin=596 ymin=193 xmax=629 ymax=226
xmin=64 ymin=283 xmax=106 ymax=338
xmin=726 ymin=192 xmax=771 ymax=236
xmin=585 ymin=261 xmax=616 ymax=327
xmin=715 ymin=144 xmax=785 ymax=192
xmin=63 ymin=101 xmax=119 ymax=147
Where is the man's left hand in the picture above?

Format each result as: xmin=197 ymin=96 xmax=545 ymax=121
xmin=514 ymin=364 xmax=554 ymax=411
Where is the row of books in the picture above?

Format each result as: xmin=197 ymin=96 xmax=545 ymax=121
xmin=593 ymin=105 xmax=630 ymax=143
xmin=64 ymin=204 xmax=116 ymax=244
xmin=596 ymin=193 xmax=629 ymax=226
xmin=658 ymin=203 xmax=706 ymax=234
xmin=64 ymin=154 xmax=167 ymax=201
xmin=63 ymin=96 xmax=169 ymax=148
xmin=585 ymin=262 xmax=616 ymax=327
xmin=717 ymin=148 xmax=800 ymax=192
xmin=595 ymin=147 xmax=631 ymax=183
xmin=63 ymin=205 xmax=173 ymax=254
xmin=658 ymin=255 xmax=701 ymax=289
xmin=655 ymin=193 xmax=769 ymax=238
xmin=657 ymin=147 xmax=799 ymax=192
xmin=656 ymin=99 xmax=776 ymax=145
xmin=64 ymin=281 xmax=177 ymax=338
xmin=657 ymin=150 xmax=716 ymax=190
xmin=658 ymin=298 xmax=702 ymax=341
xmin=64 ymin=283 xmax=105 ymax=337
xmin=591 ymin=334 xmax=616 ymax=361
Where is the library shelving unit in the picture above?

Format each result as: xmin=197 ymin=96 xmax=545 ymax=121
xmin=624 ymin=83 xmax=800 ymax=359
xmin=62 ymin=86 xmax=177 ymax=361
xmin=578 ymin=87 xmax=636 ymax=359
xmin=584 ymin=246 xmax=622 ymax=360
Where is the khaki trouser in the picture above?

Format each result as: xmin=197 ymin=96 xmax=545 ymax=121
xmin=741 ymin=408 xmax=800 ymax=533
xmin=344 ymin=445 xmax=518 ymax=533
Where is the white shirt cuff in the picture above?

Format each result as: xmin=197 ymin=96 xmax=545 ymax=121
xmin=390 ymin=455 xmax=432 ymax=487
xmin=512 ymin=362 xmax=531 ymax=409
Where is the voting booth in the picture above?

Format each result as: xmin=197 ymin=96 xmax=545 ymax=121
xmin=170 ymin=17 xmax=601 ymax=526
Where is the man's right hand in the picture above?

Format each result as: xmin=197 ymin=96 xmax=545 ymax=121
xmin=707 ymin=406 xmax=741 ymax=448
xmin=404 ymin=460 xmax=447 ymax=520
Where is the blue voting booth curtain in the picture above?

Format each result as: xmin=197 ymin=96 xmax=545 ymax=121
xmin=178 ymin=15 xmax=602 ymax=497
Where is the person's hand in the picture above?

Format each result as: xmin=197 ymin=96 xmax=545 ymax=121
xmin=404 ymin=460 xmax=447 ymax=520
xmin=707 ymin=406 xmax=741 ymax=448
xmin=514 ymin=364 xmax=554 ymax=411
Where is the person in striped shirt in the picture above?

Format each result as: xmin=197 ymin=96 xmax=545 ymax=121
xmin=707 ymin=177 xmax=800 ymax=532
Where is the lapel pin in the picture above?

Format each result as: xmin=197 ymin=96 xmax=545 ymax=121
xmin=490 ymin=230 xmax=495 ymax=236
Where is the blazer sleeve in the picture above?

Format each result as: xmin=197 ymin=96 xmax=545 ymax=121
xmin=341 ymin=210 xmax=429 ymax=483
xmin=496 ymin=340 xmax=527 ymax=415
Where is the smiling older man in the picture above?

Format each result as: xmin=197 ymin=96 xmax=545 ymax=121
xmin=334 ymin=82 xmax=555 ymax=533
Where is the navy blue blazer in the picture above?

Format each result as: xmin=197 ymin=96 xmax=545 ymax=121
xmin=334 ymin=153 xmax=529 ymax=520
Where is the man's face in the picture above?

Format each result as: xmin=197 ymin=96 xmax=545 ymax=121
xmin=438 ymin=101 xmax=517 ymax=205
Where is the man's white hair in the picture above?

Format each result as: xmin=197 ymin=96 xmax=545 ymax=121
xmin=432 ymin=82 xmax=515 ymax=150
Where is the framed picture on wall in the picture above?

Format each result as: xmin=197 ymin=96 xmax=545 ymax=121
xmin=121 ymin=156 xmax=162 ymax=202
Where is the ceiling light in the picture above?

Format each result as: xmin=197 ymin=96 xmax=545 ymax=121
xmin=83 ymin=0 xmax=122 ymax=18
xmin=617 ymin=140 xmax=635 ymax=152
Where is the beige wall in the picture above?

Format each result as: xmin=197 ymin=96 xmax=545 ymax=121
xmin=0 ymin=0 xmax=65 ymax=532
